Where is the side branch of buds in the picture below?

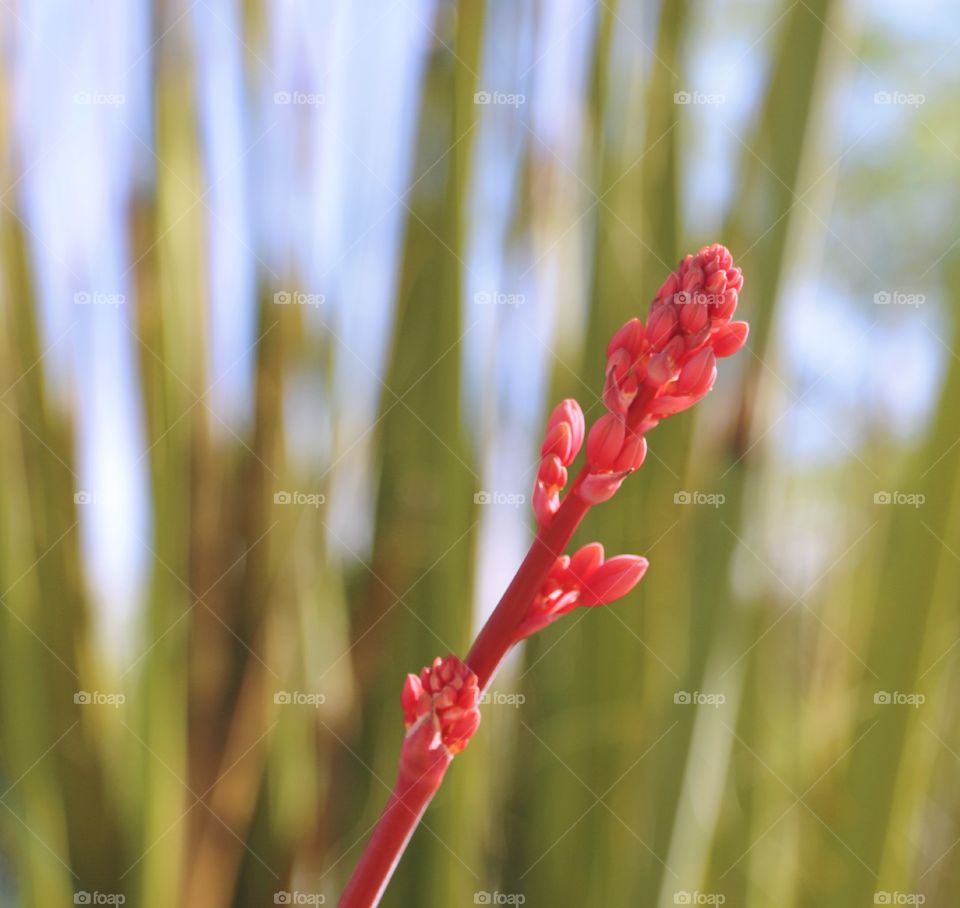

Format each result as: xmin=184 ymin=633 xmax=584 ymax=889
xmin=514 ymin=543 xmax=649 ymax=640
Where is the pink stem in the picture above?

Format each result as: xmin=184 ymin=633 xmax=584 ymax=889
xmin=338 ymin=474 xmax=592 ymax=907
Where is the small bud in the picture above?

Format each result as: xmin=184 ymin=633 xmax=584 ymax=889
xmin=655 ymin=272 xmax=679 ymax=302
xmin=532 ymin=483 xmax=558 ymax=526
xmin=674 ymin=347 xmax=716 ymax=397
xmin=540 ymin=424 xmax=574 ymax=465
xmin=579 ymin=555 xmax=649 ymax=606
xmin=712 ymin=320 xmax=749 ymax=357
xmin=578 ymin=470 xmax=627 ymax=504
xmin=646 ymin=304 xmax=678 ymax=351
xmin=612 ymin=431 xmax=647 ymax=473
xmin=568 ymin=542 xmax=605 ymax=582
xmin=704 ymin=269 xmax=727 ymax=295
xmin=646 ymin=336 xmax=685 ymax=387
xmin=606 ymin=318 xmax=645 ymax=358
xmin=586 ymin=413 xmax=626 ymax=470
xmin=546 ymin=399 xmax=585 ymax=462
xmin=678 ymin=298 xmax=709 ymax=334
xmin=604 ymin=349 xmax=639 ymax=415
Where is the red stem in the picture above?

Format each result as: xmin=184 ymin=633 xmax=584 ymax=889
xmin=339 ymin=725 xmax=452 ymax=908
xmin=339 ymin=473 xmax=592 ymax=907
xmin=466 ymin=471 xmax=591 ymax=688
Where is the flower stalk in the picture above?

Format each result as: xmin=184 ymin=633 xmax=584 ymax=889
xmin=339 ymin=244 xmax=748 ymax=907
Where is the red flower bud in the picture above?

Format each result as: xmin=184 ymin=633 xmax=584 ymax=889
xmin=646 ymin=304 xmax=678 ymax=350
xmin=606 ymin=317 xmax=645 ymax=358
xmin=579 ymin=555 xmax=649 ymax=607
xmin=674 ymin=347 xmax=717 ymax=397
xmin=712 ymin=320 xmax=749 ymax=357
xmin=586 ymin=413 xmax=626 ymax=471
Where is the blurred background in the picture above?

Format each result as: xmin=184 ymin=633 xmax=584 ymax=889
xmin=0 ymin=0 xmax=957 ymax=905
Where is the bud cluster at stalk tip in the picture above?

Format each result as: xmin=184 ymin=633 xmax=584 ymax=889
xmin=401 ymin=655 xmax=481 ymax=756
xmin=532 ymin=398 xmax=585 ymax=527
xmin=582 ymin=243 xmax=748 ymax=504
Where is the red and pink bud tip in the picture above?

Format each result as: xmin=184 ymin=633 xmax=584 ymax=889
xmin=532 ymin=398 xmax=585 ymax=527
xmin=514 ymin=543 xmax=649 ymax=640
xmin=585 ymin=243 xmax=748 ymax=493
xmin=401 ymin=655 xmax=481 ymax=756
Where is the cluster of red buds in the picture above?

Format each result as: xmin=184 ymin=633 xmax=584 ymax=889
xmin=342 ymin=245 xmax=747 ymax=908
xmin=514 ymin=543 xmax=649 ymax=641
xmin=582 ymin=243 xmax=748 ymax=503
xmin=401 ymin=656 xmax=481 ymax=756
